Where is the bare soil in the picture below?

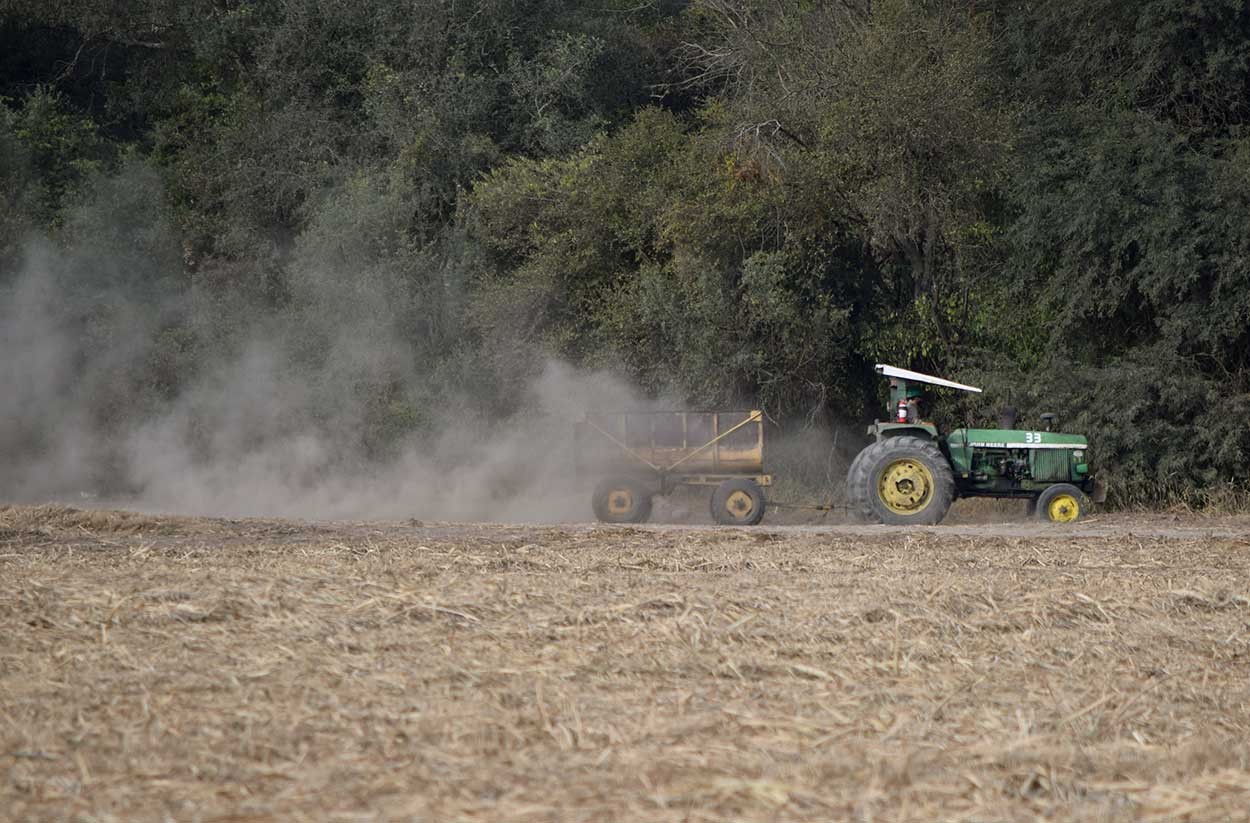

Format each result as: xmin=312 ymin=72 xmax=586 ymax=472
xmin=3 ymin=504 xmax=1250 ymax=822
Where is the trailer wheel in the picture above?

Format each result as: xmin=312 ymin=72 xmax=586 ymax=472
xmin=592 ymin=477 xmax=653 ymax=524
xmin=1035 ymin=483 xmax=1087 ymax=523
xmin=710 ymin=478 xmax=767 ymax=526
xmin=848 ymin=436 xmax=954 ymax=525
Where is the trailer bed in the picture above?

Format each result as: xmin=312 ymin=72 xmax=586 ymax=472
xmin=575 ymin=410 xmax=772 ymax=525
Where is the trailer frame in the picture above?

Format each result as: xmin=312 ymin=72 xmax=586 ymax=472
xmin=575 ymin=410 xmax=773 ymax=524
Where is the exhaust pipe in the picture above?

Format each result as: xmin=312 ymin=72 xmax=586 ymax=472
xmin=999 ymin=405 xmax=1017 ymax=430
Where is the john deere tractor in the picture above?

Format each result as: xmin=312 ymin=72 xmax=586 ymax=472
xmin=847 ymin=365 xmax=1105 ymax=525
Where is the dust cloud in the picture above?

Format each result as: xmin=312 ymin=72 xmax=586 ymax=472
xmin=0 ymin=167 xmax=669 ymax=523
xmin=120 ymin=359 xmax=649 ymax=521
xmin=1 ymin=165 xmax=868 ymax=523
xmin=1 ymin=257 xmax=648 ymax=522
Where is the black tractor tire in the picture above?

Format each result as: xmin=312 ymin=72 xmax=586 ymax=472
xmin=847 ymin=436 xmax=955 ymax=526
xmin=710 ymin=478 xmax=767 ymax=526
xmin=843 ymin=447 xmax=871 ymax=522
xmin=1035 ymin=483 xmax=1089 ymax=523
xmin=592 ymin=476 xmax=653 ymax=524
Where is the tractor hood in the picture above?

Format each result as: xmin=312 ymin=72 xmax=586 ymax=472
xmin=948 ymin=428 xmax=1088 ymax=449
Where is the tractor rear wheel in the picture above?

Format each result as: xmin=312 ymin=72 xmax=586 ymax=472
xmin=843 ymin=447 xmax=870 ymax=522
xmin=1035 ymin=483 xmax=1088 ymax=523
xmin=592 ymin=476 xmax=653 ymax=524
xmin=848 ymin=437 xmax=955 ymax=525
xmin=710 ymin=478 xmax=767 ymax=526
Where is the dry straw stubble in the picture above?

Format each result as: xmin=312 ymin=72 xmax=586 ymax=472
xmin=2 ymin=505 xmax=1250 ymax=821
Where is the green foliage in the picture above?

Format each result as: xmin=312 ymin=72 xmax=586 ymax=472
xmin=3 ymin=0 xmax=1250 ymax=504
xmin=1003 ymin=109 xmax=1250 ymax=361
xmin=7 ymin=87 xmax=108 ymax=223
xmin=506 ymin=32 xmax=610 ymax=155
xmin=0 ymin=105 xmax=35 ymax=268
xmin=679 ymin=0 xmax=1014 ymax=357
xmin=999 ymin=0 xmax=1250 ymax=137
xmin=472 ymin=107 xmax=870 ymax=417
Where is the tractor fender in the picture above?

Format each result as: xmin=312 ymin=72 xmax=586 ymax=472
xmin=869 ymin=422 xmax=939 ymax=442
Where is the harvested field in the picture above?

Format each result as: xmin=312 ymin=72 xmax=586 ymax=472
xmin=3 ymin=504 xmax=1250 ymax=822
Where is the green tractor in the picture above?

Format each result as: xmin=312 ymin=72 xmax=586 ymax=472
xmin=847 ymin=365 xmax=1105 ymax=525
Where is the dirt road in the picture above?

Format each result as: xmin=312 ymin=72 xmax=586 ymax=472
xmin=3 ymin=504 xmax=1249 ymax=822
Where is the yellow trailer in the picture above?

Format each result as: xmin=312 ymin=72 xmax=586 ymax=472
xmin=574 ymin=410 xmax=772 ymax=525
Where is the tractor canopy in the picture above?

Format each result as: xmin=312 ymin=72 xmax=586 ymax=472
xmin=876 ymin=364 xmax=982 ymax=407
xmin=869 ymin=364 xmax=983 ymax=440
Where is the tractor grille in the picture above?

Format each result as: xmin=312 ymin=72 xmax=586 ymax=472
xmin=1031 ymin=450 xmax=1071 ymax=482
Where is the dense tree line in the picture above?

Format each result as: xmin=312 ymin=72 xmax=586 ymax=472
xmin=2 ymin=0 xmax=1248 ymax=505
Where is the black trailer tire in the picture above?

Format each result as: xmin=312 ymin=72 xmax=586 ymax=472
xmin=1035 ymin=483 xmax=1088 ymax=523
xmin=592 ymin=477 xmax=653 ymax=524
xmin=710 ymin=478 xmax=767 ymax=526
xmin=848 ymin=436 xmax=955 ymax=526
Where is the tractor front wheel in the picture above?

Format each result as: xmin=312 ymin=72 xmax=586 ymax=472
xmin=848 ymin=437 xmax=955 ymax=526
xmin=710 ymin=478 xmax=767 ymax=526
xmin=1035 ymin=483 xmax=1088 ymax=523
xmin=592 ymin=476 xmax=653 ymax=524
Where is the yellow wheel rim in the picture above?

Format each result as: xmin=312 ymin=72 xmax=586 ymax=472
xmin=724 ymin=489 xmax=754 ymax=520
xmin=606 ymin=489 xmax=634 ymax=516
xmin=877 ymin=459 xmax=934 ymax=515
xmin=1047 ymin=493 xmax=1080 ymax=523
